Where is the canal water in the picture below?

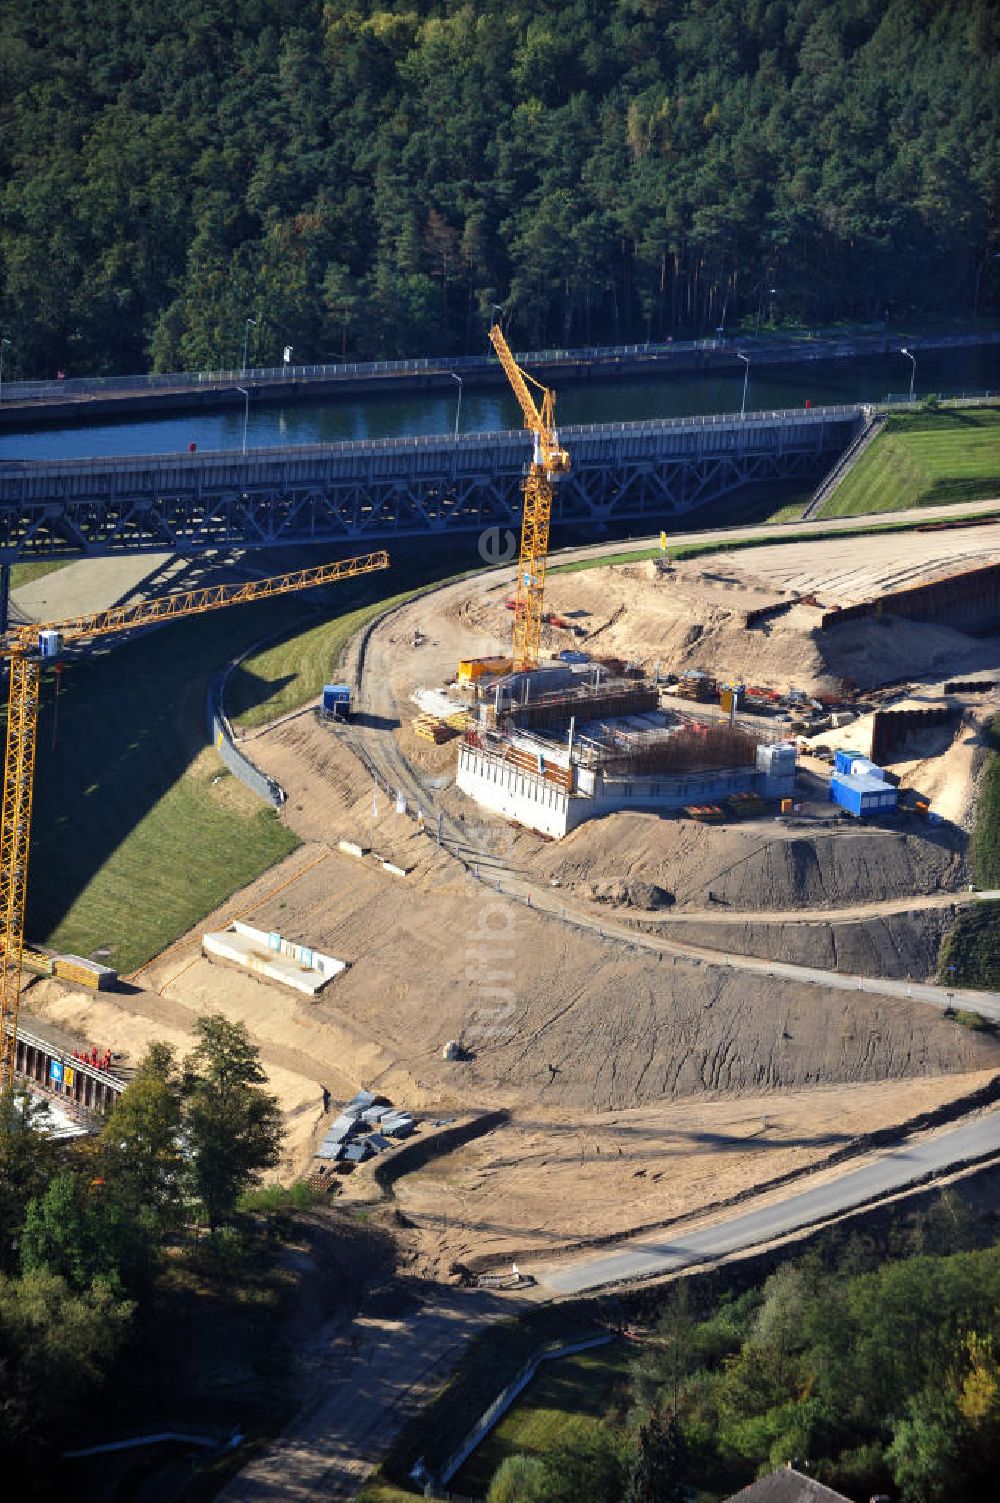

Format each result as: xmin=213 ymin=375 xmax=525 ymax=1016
xmin=0 ymin=344 xmax=996 ymax=462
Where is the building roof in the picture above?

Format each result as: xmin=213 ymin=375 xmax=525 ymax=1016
xmin=724 ymin=1466 xmax=853 ymax=1503
xmin=833 ymin=772 xmax=893 ymax=794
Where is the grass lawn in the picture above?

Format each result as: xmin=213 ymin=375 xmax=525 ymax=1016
xmin=356 ymin=1482 xmax=427 ymax=1503
xmin=366 ymin=1310 xmax=611 ymax=1496
xmin=450 ymin=1342 xmax=630 ymax=1498
xmin=229 ymin=579 xmax=457 ymax=731
xmin=27 ymin=600 xmax=308 ymax=973
xmin=10 ymin=558 xmax=72 ymax=589
xmin=818 ymin=407 xmax=1000 ymax=517
xmin=24 ymin=545 xmax=487 ymax=972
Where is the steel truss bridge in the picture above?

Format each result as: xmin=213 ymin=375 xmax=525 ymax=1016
xmin=0 ymin=406 xmax=861 ymax=563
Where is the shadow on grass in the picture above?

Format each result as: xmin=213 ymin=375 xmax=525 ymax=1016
xmin=225 ymin=664 xmax=298 ymax=719
xmin=26 ymin=597 xmax=307 ymax=956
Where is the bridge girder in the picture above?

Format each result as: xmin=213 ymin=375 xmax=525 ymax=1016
xmin=0 ymin=411 xmax=858 ymax=561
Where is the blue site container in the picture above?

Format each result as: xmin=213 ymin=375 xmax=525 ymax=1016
xmin=834 ymin=748 xmax=861 ymax=775
xmin=830 ymin=772 xmax=898 ymax=817
xmin=322 ymin=683 xmax=352 ymax=717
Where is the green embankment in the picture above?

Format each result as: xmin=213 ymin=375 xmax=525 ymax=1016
xmin=451 ymin=1344 xmax=630 ymax=1497
xmin=9 ymin=559 xmax=72 ymax=590
xmin=228 ymin=574 xmax=466 ymax=732
xmin=818 ymin=407 xmax=1000 ymax=517
xmin=549 ymin=506 xmax=1000 ymax=577
xmin=25 ymin=550 xmax=478 ymax=972
xmin=939 ymin=712 xmax=1000 ymax=990
xmin=27 ymin=601 xmax=306 ymax=974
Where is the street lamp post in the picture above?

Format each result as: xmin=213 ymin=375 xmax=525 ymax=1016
xmin=0 ymin=338 xmax=10 ymax=403
xmin=900 ymin=347 xmax=916 ymax=404
xmin=237 ymin=386 xmax=250 ymax=454
xmin=241 ymin=317 xmax=256 ymax=375
xmin=451 ymin=372 xmax=463 ymax=438
xmin=737 ymin=352 xmax=750 ymax=418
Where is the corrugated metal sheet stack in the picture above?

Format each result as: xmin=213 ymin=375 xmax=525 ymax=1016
xmin=314 ymin=1088 xmax=414 ymax=1165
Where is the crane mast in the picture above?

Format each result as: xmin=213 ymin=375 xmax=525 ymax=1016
xmin=0 ymin=549 xmax=390 ymax=1088
xmin=488 ymin=322 xmax=570 ymax=672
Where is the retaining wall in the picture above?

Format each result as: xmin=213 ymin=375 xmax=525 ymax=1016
xmin=820 ymin=563 xmax=1000 ymax=632
xmin=206 ymin=671 xmax=285 ymax=807
xmin=871 ymin=706 xmax=956 ymax=763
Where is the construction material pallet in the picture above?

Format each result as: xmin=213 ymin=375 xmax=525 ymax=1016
xmin=412 ymin=714 xmax=458 ymax=744
xmin=685 ymin=804 xmax=725 ymax=822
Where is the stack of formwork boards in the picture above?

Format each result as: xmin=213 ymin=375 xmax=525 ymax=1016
xmin=685 ymin=804 xmax=725 ymax=822
xmin=412 ymin=713 xmax=458 ymax=743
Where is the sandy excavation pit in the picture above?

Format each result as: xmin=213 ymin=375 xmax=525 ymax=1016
xmin=453 ymin=523 xmax=1000 ymax=694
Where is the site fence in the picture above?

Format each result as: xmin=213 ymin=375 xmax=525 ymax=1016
xmin=206 ymin=670 xmax=285 ymax=808
xmin=428 ymin=1333 xmax=613 ymax=1490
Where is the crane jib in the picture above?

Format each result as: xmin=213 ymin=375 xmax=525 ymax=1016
xmin=0 ymin=548 xmax=391 ymax=1088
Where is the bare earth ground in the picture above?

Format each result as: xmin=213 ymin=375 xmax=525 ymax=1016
xmin=456 ymin=524 xmax=1000 ymax=694
xmin=385 ymin=1073 xmax=999 ymax=1272
xmin=19 ymin=522 xmax=1000 ymax=1270
xmin=13 ymin=517 xmax=1000 ymax=1498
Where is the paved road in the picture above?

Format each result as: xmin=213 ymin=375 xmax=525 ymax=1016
xmin=535 ymin=1109 xmax=1000 ymax=1295
xmin=217 ymin=1286 xmax=519 ymax=1502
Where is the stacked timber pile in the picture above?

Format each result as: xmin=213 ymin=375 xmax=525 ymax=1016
xmin=412 ymin=714 xmax=458 ymax=743
xmin=412 ymin=706 xmax=475 ymax=742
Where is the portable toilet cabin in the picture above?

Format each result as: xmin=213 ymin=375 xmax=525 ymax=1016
xmin=830 ymin=772 xmax=898 ymax=818
xmin=322 ymin=684 xmax=352 ymax=721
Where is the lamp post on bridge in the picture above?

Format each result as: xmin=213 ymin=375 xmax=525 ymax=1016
xmin=241 ymin=317 xmax=256 ymax=375
xmin=451 ymin=372 xmax=463 ymax=439
xmin=900 ymin=347 xmax=916 ymax=404
xmin=0 ymin=337 xmax=10 ymax=403
xmin=736 ymin=351 xmax=750 ymax=418
xmin=237 ymin=386 xmax=250 ymax=454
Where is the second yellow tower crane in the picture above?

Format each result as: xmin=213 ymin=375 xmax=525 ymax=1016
xmin=488 ymin=320 xmax=571 ymax=673
xmin=0 ymin=550 xmax=390 ymax=1089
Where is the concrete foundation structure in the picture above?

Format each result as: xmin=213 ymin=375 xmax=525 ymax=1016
xmin=7 ymin=1020 xmax=126 ymax=1120
xmin=456 ymin=740 xmax=797 ymax=839
xmin=202 ymin=920 xmax=346 ymax=995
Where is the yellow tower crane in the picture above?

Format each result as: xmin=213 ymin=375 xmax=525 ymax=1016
xmin=488 ymin=320 xmax=571 ymax=672
xmin=0 ymin=549 xmax=390 ymax=1089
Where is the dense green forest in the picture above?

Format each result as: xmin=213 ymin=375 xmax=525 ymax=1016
xmin=0 ymin=0 xmax=997 ymax=377
xmin=0 ymin=1019 xmax=288 ymax=1495
xmin=481 ymin=1208 xmax=1000 ymax=1502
